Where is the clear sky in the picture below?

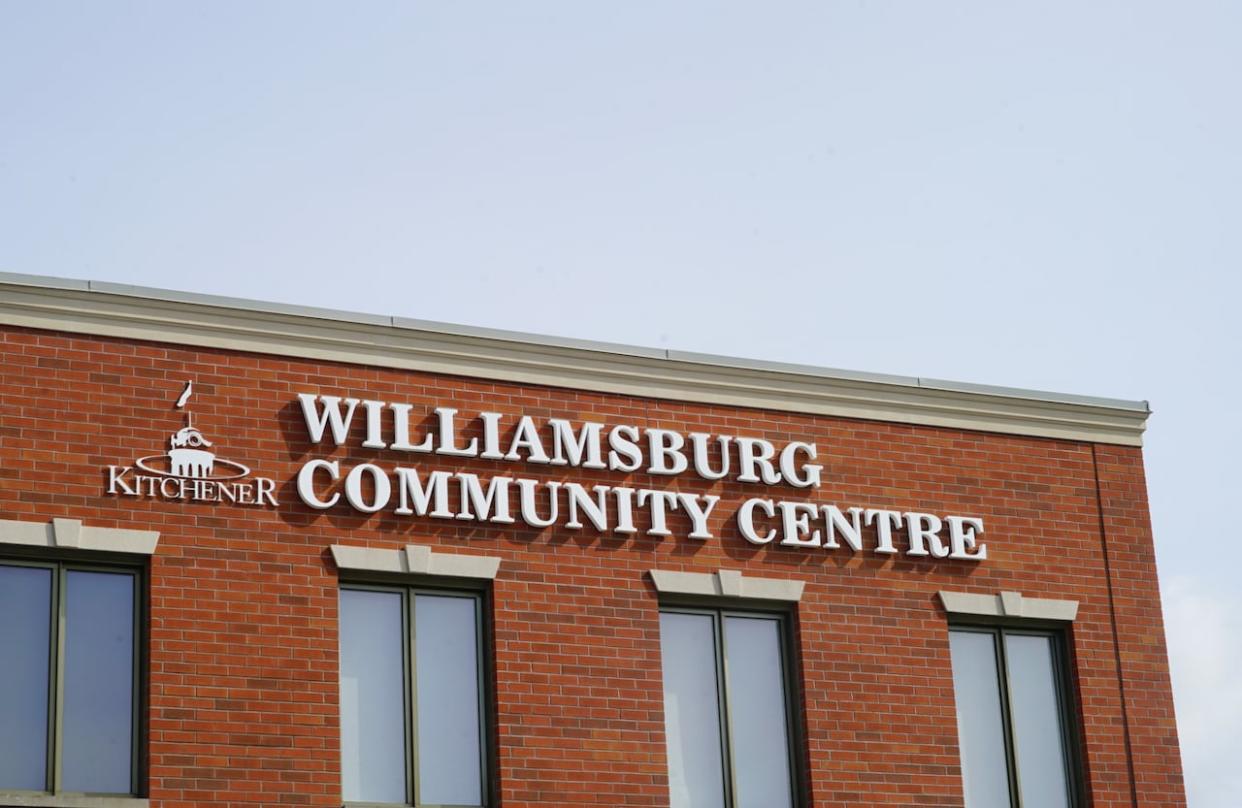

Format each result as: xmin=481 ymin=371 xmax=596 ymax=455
xmin=2 ymin=2 xmax=1239 ymax=803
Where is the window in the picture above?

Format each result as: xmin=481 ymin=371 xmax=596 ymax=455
xmin=339 ymin=585 xmax=488 ymax=807
xmin=0 ymin=560 xmax=141 ymax=798
xmin=658 ymin=607 xmax=800 ymax=808
xmin=948 ymin=626 xmax=1081 ymax=808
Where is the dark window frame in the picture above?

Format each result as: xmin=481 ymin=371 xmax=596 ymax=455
xmin=948 ymin=620 xmax=1086 ymax=808
xmin=0 ymin=555 xmax=144 ymax=800
xmin=658 ymin=602 xmax=805 ymax=808
xmin=339 ymin=579 xmax=492 ymax=808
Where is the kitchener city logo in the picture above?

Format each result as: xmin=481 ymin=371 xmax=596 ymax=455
xmin=106 ymin=381 xmax=278 ymax=507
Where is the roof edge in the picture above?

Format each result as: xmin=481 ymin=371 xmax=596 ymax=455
xmin=0 ymin=271 xmax=1150 ymax=446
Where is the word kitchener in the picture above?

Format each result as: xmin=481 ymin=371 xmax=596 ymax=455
xmin=108 ymin=467 xmax=278 ymax=506
xmin=294 ymin=393 xmax=988 ymax=561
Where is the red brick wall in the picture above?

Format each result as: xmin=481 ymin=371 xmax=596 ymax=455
xmin=0 ymin=325 xmax=1186 ymax=807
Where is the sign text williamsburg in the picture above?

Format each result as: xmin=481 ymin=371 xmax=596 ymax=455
xmin=293 ymin=393 xmax=988 ymax=561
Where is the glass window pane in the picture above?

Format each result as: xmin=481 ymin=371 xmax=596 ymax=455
xmin=62 ymin=570 xmax=135 ymax=794
xmin=660 ymin=612 xmax=727 ymax=808
xmin=948 ymin=630 xmax=1013 ymax=808
xmin=340 ymin=589 xmax=407 ymax=804
xmin=723 ymin=616 xmax=794 ymax=808
xmin=414 ymin=595 xmax=483 ymax=806
xmin=1005 ymin=634 xmax=1072 ymax=808
xmin=0 ymin=564 xmax=52 ymax=791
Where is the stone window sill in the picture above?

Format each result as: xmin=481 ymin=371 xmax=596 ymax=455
xmin=0 ymin=795 xmax=149 ymax=808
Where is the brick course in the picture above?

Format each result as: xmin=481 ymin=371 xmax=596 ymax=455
xmin=0 ymin=325 xmax=1186 ymax=807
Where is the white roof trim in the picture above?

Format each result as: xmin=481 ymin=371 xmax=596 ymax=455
xmin=0 ymin=517 xmax=159 ymax=556
xmin=938 ymin=590 xmax=1079 ymax=622
xmin=330 ymin=544 xmax=501 ymax=580
xmin=0 ymin=272 xmax=1150 ymax=446
xmin=649 ymin=569 xmax=805 ymax=602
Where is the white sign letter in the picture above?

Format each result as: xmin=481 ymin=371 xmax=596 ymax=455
xmin=344 ymin=464 xmax=391 ymax=514
xmin=947 ymin=516 xmax=988 ymax=561
xmin=676 ymin=493 xmax=720 ymax=540
xmin=822 ymin=505 xmax=864 ymax=551
xmin=394 ymin=468 xmax=454 ymax=518
xmin=550 ymin=420 xmax=606 ymax=469
xmin=779 ymin=502 xmax=821 ymax=547
xmin=865 ymin=509 xmax=903 ymax=555
xmin=436 ymin=408 xmax=479 ymax=457
xmin=779 ymin=442 xmax=822 ymax=489
xmin=647 ymin=429 xmax=689 ymax=476
xmin=736 ymin=438 xmax=781 ymax=485
xmin=298 ymin=394 xmax=359 ymax=445
xmin=904 ymin=512 xmax=949 ymax=558
xmin=607 ymin=425 xmax=643 ymax=473
xmin=456 ymin=473 xmax=515 ymax=524
xmin=296 ymin=459 xmax=340 ymax=510
xmin=738 ymin=498 xmax=777 ymax=545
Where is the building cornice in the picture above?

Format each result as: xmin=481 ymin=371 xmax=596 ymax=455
xmin=0 ymin=272 xmax=1149 ymax=446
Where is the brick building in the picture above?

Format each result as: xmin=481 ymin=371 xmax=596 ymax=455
xmin=0 ymin=273 xmax=1185 ymax=808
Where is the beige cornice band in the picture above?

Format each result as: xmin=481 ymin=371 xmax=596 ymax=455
xmin=0 ymin=273 xmax=1150 ymax=446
